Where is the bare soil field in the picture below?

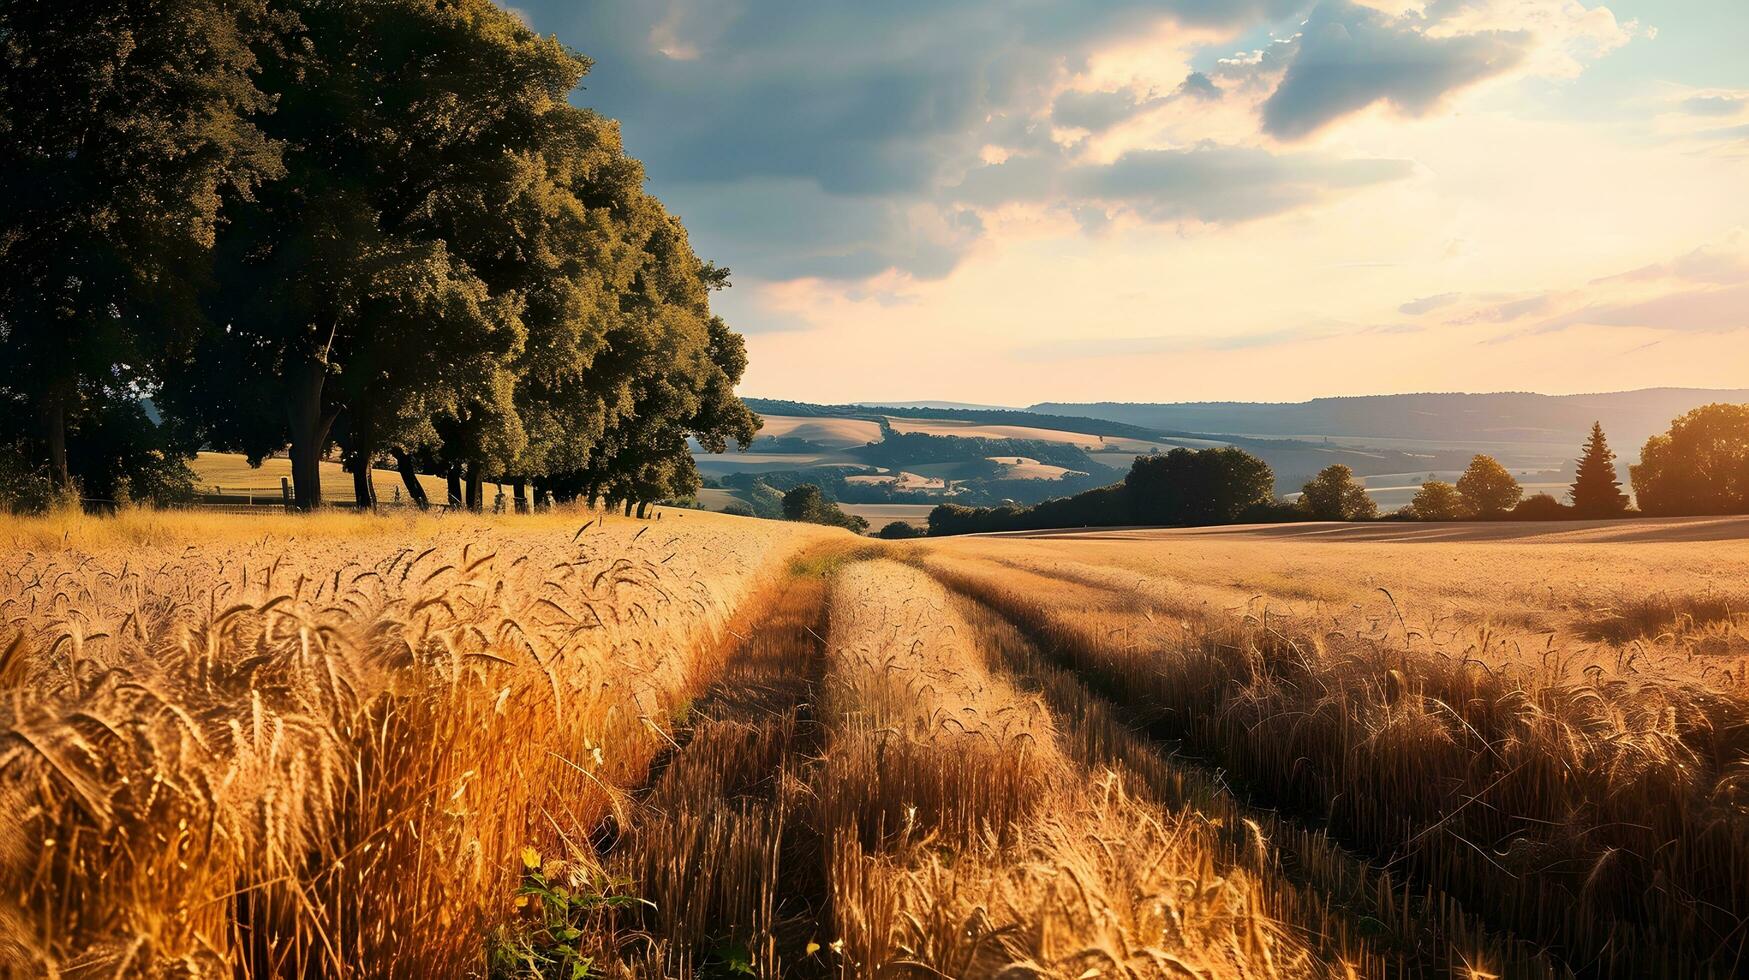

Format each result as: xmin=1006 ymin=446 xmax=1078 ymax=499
xmin=4 ymin=509 xmax=1746 ymax=977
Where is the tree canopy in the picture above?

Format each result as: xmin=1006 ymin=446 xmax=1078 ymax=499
xmin=0 ymin=0 xmax=758 ymax=512
xmin=1299 ymin=465 xmax=1376 ymax=521
xmin=1456 ymin=455 xmax=1522 ymax=518
xmin=1631 ymin=404 xmax=1749 ymax=516
xmin=1409 ymin=480 xmax=1465 ymax=521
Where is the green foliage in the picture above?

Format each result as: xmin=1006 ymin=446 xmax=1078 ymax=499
xmin=0 ymin=443 xmax=61 ymax=515
xmin=1512 ymin=493 xmax=1572 ymax=521
xmin=1299 ymin=465 xmax=1377 ymax=521
xmin=780 ymin=483 xmax=868 ymax=532
xmin=928 ymin=448 xmax=1276 ymax=535
xmin=1630 ymin=404 xmax=1749 ymax=516
xmin=853 ymin=429 xmax=1110 ymax=477
xmin=1 ymin=0 xmax=760 ymax=514
xmin=1408 ymin=481 xmax=1466 ymax=521
xmin=878 ymin=521 xmax=925 ymax=539
xmin=744 ymin=482 xmax=787 ymax=520
xmin=0 ymin=0 xmax=282 ymax=490
xmin=488 ymin=856 xmax=645 ymax=980
xmin=1569 ymin=422 xmax=1628 ymax=517
xmin=1128 ymin=448 xmax=1275 ymax=525
xmin=1456 ymin=455 xmax=1523 ymax=518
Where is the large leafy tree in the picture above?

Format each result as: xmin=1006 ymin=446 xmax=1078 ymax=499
xmin=161 ymin=0 xmax=579 ymax=509
xmin=1631 ymin=404 xmax=1749 ymax=516
xmin=0 ymin=0 xmax=280 ymax=490
xmin=1456 ymin=454 xmax=1523 ymax=518
xmin=1128 ymin=447 xmax=1275 ymax=525
xmin=1298 ymin=464 xmax=1377 ymax=521
xmin=1409 ymin=480 xmax=1465 ymax=521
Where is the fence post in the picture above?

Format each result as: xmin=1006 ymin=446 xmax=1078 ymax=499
xmin=281 ymin=477 xmax=293 ymax=513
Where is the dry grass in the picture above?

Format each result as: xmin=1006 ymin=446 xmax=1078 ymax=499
xmin=0 ymin=507 xmax=825 ymax=976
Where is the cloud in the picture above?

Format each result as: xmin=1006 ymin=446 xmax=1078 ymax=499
xmin=510 ymin=0 xmax=1314 ymax=281
xmin=1530 ymin=283 xmax=1749 ymax=335
xmin=1177 ymin=71 xmax=1223 ymax=100
xmin=1399 ymin=292 xmax=1460 ymax=315
xmin=1260 ymin=0 xmax=1531 ymax=139
xmin=1052 ymin=89 xmax=1162 ymax=132
xmin=954 ymin=142 xmax=1413 ymax=223
xmin=1013 ymin=323 xmax=1343 ymax=360
xmin=1413 ymin=237 xmax=1749 ymax=339
xmin=1070 ymin=144 xmax=1413 ymax=221
xmin=1598 ymin=236 xmax=1749 ymax=286
xmin=668 ymin=178 xmax=984 ymax=281
xmin=1681 ymin=94 xmax=1744 ymax=117
xmin=509 ymin=0 xmax=1639 ymax=285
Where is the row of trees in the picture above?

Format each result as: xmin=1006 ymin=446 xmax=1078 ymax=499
xmin=927 ymin=447 xmax=1283 ymax=536
xmin=1324 ymin=407 xmax=1749 ymax=523
xmin=0 ymin=0 xmax=757 ymax=512
xmin=925 ymin=406 xmax=1749 ymax=537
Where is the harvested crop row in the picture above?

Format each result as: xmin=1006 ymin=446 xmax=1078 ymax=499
xmin=0 ymin=510 xmax=821 ymax=977
xmin=920 ymin=549 xmax=1749 ymax=977
xmin=818 ymin=560 xmax=1322 ymax=979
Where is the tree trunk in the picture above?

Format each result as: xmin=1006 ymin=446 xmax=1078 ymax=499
xmin=446 ymin=463 xmax=463 ymax=509
xmin=350 ymin=448 xmax=376 ymax=511
xmin=41 ymin=393 xmax=70 ymax=492
xmin=465 ymin=461 xmax=483 ymax=512
xmin=392 ymin=450 xmax=430 ymax=509
xmin=286 ymin=359 xmax=337 ymax=511
xmin=635 ymin=500 xmax=649 ymax=519
xmin=512 ymin=478 xmax=529 ymax=514
xmin=622 ymin=498 xmax=633 ymax=517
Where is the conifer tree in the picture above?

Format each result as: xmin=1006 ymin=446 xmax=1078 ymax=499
xmin=1570 ymin=421 xmax=1628 ymax=517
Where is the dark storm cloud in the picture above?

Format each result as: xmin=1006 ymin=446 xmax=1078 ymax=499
xmin=1260 ymin=0 xmax=1529 ymax=140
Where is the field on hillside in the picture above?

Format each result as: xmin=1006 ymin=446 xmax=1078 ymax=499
xmin=4 ymin=510 xmax=1747 ymax=977
xmin=191 ymin=451 xmax=482 ymax=504
xmin=884 ymin=417 xmax=1108 ymax=447
xmin=754 ymin=415 xmax=885 ymax=449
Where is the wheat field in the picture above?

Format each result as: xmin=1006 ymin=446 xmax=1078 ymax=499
xmin=3 ymin=510 xmax=1746 ymax=977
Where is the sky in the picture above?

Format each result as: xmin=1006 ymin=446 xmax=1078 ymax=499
xmin=511 ymin=1 xmax=1749 ymax=405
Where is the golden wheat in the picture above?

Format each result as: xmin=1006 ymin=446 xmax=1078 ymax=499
xmin=0 ymin=508 xmax=826 ymax=976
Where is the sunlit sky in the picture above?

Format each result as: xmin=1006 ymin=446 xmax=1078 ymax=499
xmin=515 ymin=1 xmax=1749 ymax=405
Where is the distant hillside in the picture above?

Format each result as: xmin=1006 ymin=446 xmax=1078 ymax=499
xmin=852 ymin=400 xmax=1020 ymax=411
xmin=1031 ymin=388 xmax=1749 ymax=451
xmin=742 ymin=398 xmax=1168 ymax=442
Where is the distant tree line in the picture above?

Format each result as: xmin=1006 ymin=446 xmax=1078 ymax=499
xmin=925 ymin=406 xmax=1749 ymax=536
xmin=850 ymin=429 xmax=1113 ymax=477
xmin=0 ymin=0 xmax=756 ymax=514
xmin=1392 ymin=406 xmax=1749 ymax=522
xmin=928 ymin=447 xmax=1286 ymax=536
